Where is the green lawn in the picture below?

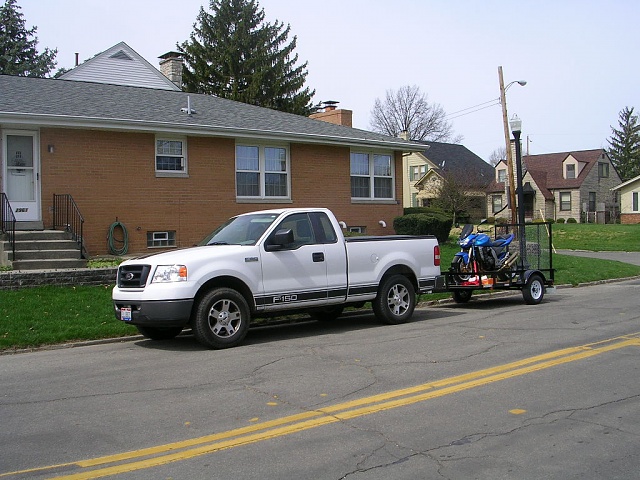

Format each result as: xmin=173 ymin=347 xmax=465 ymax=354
xmin=551 ymin=223 xmax=640 ymax=251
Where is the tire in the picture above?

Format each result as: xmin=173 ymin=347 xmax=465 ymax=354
xmin=451 ymin=256 xmax=474 ymax=283
xmin=373 ymin=275 xmax=416 ymax=325
xmin=452 ymin=289 xmax=472 ymax=304
xmin=192 ymin=288 xmax=251 ymax=349
xmin=309 ymin=305 xmax=344 ymax=322
xmin=522 ymin=273 xmax=545 ymax=305
xmin=136 ymin=326 xmax=183 ymax=340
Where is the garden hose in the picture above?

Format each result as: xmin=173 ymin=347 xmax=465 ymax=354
xmin=107 ymin=221 xmax=129 ymax=255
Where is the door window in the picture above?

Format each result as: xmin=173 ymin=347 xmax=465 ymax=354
xmin=6 ymin=135 xmax=35 ymax=201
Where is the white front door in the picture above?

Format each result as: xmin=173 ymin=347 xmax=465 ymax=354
xmin=3 ymin=131 xmax=41 ymax=222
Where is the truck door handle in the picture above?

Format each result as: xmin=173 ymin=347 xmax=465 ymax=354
xmin=312 ymin=252 xmax=324 ymax=262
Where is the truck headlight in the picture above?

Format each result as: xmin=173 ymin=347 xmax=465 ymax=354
xmin=151 ymin=265 xmax=188 ymax=283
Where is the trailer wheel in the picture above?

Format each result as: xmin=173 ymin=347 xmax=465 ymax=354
xmin=373 ymin=275 xmax=416 ymax=325
xmin=192 ymin=288 xmax=250 ymax=349
xmin=452 ymin=289 xmax=472 ymax=304
xmin=522 ymin=273 xmax=545 ymax=305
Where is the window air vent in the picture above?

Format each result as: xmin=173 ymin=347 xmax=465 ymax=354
xmin=110 ymin=50 xmax=133 ymax=61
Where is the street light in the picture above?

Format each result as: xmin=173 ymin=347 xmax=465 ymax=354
xmin=509 ymin=114 xmax=527 ymax=267
xmin=498 ymin=66 xmax=526 ymax=225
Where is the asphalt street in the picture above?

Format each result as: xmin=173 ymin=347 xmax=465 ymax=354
xmin=1 ymin=278 xmax=640 ymax=479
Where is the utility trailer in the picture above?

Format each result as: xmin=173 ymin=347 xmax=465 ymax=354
xmin=433 ymin=222 xmax=556 ymax=305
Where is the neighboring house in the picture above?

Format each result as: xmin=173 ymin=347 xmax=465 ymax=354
xmin=611 ymin=174 xmax=640 ymax=224
xmin=404 ymin=141 xmax=493 ymax=220
xmin=0 ymin=43 xmax=423 ymax=257
xmin=487 ymin=149 xmax=621 ymax=223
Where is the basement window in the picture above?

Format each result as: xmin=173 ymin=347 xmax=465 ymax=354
xmin=147 ymin=231 xmax=176 ymax=248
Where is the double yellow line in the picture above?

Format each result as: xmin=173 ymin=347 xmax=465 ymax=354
xmin=4 ymin=333 xmax=640 ymax=480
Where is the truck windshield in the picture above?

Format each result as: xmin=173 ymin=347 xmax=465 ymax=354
xmin=199 ymin=213 xmax=279 ymax=246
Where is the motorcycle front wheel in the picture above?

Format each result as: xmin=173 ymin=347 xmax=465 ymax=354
xmin=451 ymin=256 xmax=474 ymax=283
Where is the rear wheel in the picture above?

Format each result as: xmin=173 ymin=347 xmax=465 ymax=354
xmin=522 ymin=273 xmax=545 ymax=305
xmin=192 ymin=288 xmax=250 ymax=349
xmin=373 ymin=275 xmax=416 ymax=325
xmin=136 ymin=326 xmax=183 ymax=340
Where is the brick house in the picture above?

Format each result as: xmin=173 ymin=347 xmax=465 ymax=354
xmin=0 ymin=43 xmax=423 ymax=258
xmin=403 ymin=141 xmax=493 ymax=220
xmin=487 ymin=149 xmax=621 ymax=223
xmin=611 ymin=174 xmax=640 ymax=224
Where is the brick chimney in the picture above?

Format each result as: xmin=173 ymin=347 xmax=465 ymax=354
xmin=310 ymin=101 xmax=353 ymax=127
xmin=159 ymin=51 xmax=183 ymax=88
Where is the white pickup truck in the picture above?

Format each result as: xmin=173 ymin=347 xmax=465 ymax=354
xmin=113 ymin=208 xmax=441 ymax=349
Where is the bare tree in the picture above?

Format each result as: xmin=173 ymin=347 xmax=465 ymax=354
xmin=488 ymin=146 xmax=507 ymax=166
xmin=370 ymin=85 xmax=459 ymax=142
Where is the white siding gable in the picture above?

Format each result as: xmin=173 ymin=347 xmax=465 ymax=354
xmin=60 ymin=42 xmax=180 ymax=91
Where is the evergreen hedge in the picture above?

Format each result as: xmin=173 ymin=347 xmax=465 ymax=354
xmin=393 ymin=213 xmax=453 ymax=244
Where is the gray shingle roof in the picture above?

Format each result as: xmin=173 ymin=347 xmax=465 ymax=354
xmin=419 ymin=140 xmax=494 ymax=187
xmin=0 ymin=74 xmax=423 ymax=151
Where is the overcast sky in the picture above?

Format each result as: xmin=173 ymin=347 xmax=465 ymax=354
xmin=19 ymin=0 xmax=640 ymax=161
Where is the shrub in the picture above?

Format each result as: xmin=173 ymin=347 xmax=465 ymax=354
xmin=485 ymin=217 xmax=496 ymax=224
xmin=567 ymin=218 xmax=578 ymax=223
xmin=403 ymin=206 xmax=448 ymax=216
xmin=393 ymin=213 xmax=453 ymax=244
xmin=556 ymin=218 xmax=566 ymax=224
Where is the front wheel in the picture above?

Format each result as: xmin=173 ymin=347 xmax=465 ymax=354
xmin=373 ymin=275 xmax=416 ymax=325
xmin=451 ymin=256 xmax=474 ymax=283
xmin=522 ymin=273 xmax=545 ymax=305
xmin=136 ymin=326 xmax=183 ymax=340
xmin=192 ymin=288 xmax=251 ymax=349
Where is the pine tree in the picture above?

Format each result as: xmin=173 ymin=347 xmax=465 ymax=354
xmin=178 ymin=0 xmax=314 ymax=116
xmin=0 ymin=0 xmax=57 ymax=77
xmin=608 ymin=106 xmax=640 ymax=181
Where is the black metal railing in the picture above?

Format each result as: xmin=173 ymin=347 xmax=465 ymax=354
xmin=0 ymin=192 xmax=16 ymax=261
xmin=53 ymin=194 xmax=86 ymax=259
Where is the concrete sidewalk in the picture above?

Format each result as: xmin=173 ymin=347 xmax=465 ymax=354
xmin=556 ymin=249 xmax=640 ymax=266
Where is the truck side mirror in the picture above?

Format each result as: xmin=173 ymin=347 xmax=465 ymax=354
xmin=264 ymin=228 xmax=294 ymax=251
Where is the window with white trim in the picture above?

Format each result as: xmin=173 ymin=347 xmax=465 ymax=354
xmin=633 ymin=192 xmax=639 ymax=212
xmin=560 ymin=192 xmax=571 ymax=211
xmin=236 ymin=144 xmax=289 ymax=199
xmin=566 ymin=164 xmax=575 ymax=179
xmin=492 ymin=195 xmax=503 ymax=213
xmin=156 ymin=137 xmax=186 ymax=174
xmin=350 ymin=151 xmax=394 ymax=199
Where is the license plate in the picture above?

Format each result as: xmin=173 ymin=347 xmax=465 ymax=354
xmin=121 ymin=307 xmax=132 ymax=321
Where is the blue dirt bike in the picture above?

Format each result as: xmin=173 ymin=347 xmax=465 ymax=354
xmin=451 ymin=221 xmax=516 ymax=283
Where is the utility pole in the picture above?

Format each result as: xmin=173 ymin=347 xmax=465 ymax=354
xmin=498 ymin=66 xmax=517 ymax=225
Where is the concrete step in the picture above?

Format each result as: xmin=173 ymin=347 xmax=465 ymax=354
xmin=12 ymin=258 xmax=87 ymax=271
xmin=14 ymin=230 xmax=73 ymax=241
xmin=13 ymin=239 xmax=81 ymax=251
xmin=12 ymin=249 xmax=82 ymax=261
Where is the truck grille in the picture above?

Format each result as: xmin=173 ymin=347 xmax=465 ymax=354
xmin=117 ymin=265 xmax=151 ymax=288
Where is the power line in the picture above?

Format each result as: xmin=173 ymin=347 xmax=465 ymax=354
xmin=446 ymin=99 xmax=501 ymax=120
